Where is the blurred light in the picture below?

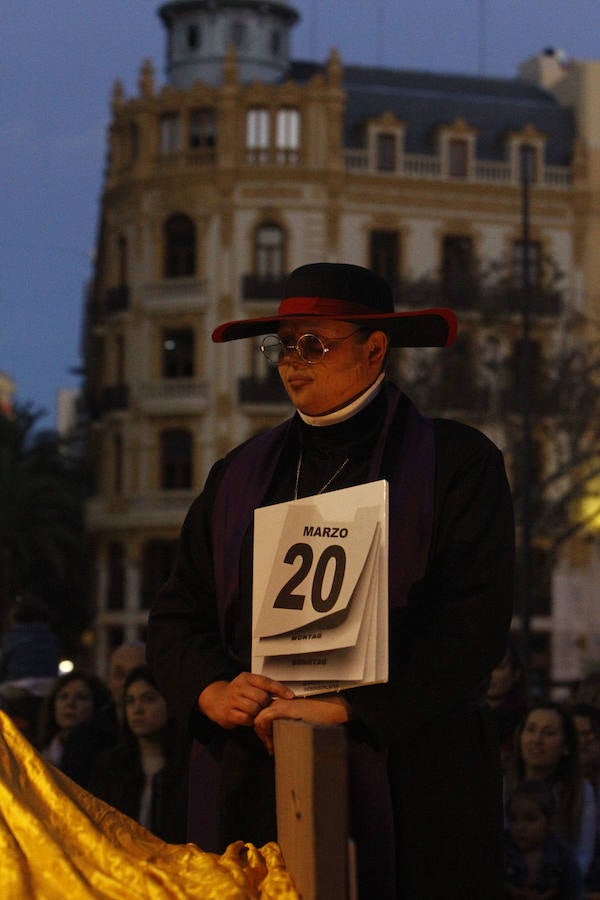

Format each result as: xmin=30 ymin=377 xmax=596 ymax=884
xmin=58 ymin=659 xmax=74 ymax=674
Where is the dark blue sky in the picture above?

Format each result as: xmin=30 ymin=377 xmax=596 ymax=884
xmin=2 ymin=0 xmax=599 ymax=426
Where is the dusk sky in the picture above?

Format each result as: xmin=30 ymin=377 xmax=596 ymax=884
xmin=2 ymin=0 xmax=600 ymax=427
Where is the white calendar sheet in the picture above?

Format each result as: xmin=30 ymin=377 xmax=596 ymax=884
xmin=252 ymin=480 xmax=389 ymax=696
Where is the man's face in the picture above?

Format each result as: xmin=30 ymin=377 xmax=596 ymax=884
xmin=108 ymin=643 xmax=146 ymax=707
xmin=574 ymin=714 xmax=600 ymax=772
xmin=276 ymin=317 xmax=384 ymax=416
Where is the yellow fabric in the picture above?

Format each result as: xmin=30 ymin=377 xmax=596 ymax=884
xmin=0 ymin=710 xmax=299 ymax=899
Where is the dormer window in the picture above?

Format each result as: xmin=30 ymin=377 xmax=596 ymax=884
xmin=367 ymin=114 xmax=404 ymax=173
xmin=507 ymin=126 xmax=545 ymax=183
xmin=437 ymin=119 xmax=476 ymax=179
xmin=519 ymin=143 xmax=538 ymax=184
xmin=448 ymin=139 xmax=468 ymax=178
xmin=376 ymin=134 xmax=396 ymax=172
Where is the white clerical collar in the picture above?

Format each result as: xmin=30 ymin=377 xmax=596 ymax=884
xmin=298 ymin=373 xmax=386 ymax=427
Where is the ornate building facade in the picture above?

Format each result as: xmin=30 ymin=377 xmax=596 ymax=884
xmin=83 ymin=0 xmax=600 ymax=683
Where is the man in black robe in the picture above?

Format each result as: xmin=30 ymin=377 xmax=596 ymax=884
xmin=147 ymin=262 xmax=514 ymax=899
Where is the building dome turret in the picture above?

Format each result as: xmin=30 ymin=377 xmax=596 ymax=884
xmin=158 ymin=0 xmax=300 ymax=88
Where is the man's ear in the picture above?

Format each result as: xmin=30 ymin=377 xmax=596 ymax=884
xmin=368 ymin=331 xmax=389 ymax=368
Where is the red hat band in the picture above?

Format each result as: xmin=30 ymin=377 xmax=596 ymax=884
xmin=278 ymin=296 xmax=381 ymax=317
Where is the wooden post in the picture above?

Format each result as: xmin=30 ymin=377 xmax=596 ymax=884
xmin=274 ymin=719 xmax=349 ymax=900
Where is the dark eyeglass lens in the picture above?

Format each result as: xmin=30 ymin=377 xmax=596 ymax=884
xmin=297 ymin=334 xmax=325 ymax=362
xmin=261 ymin=335 xmax=284 ymax=363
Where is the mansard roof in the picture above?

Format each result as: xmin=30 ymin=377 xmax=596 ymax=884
xmin=286 ymin=60 xmax=575 ymax=166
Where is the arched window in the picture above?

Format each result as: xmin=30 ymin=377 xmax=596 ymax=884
xmin=255 ymin=223 xmax=285 ymax=279
xmin=160 ymin=429 xmax=193 ymax=489
xmin=163 ymin=214 xmax=196 ymax=278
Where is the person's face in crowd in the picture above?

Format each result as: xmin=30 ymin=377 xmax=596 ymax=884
xmin=54 ymin=678 xmax=95 ymax=737
xmin=276 ymin=318 xmax=387 ymax=416
xmin=509 ymin=796 xmax=549 ymax=853
xmin=520 ymin=708 xmax=566 ymax=779
xmin=574 ymin=714 xmax=600 ymax=774
xmin=486 ymin=651 xmax=517 ymax=706
xmin=124 ymin=678 xmax=168 ymax=739
xmin=108 ymin=644 xmax=146 ymax=707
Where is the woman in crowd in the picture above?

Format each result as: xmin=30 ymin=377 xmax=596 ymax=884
xmin=506 ymin=700 xmax=596 ymax=875
xmin=89 ymin=665 xmax=188 ymax=843
xmin=37 ymin=670 xmax=111 ymax=774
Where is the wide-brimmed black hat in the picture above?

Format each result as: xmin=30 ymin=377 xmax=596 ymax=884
xmin=212 ymin=263 xmax=457 ymax=347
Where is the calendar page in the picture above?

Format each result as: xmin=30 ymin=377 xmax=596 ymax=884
xmin=252 ymin=480 xmax=389 ymax=696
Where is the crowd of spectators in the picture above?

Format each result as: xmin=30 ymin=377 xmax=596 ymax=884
xmin=0 ymin=598 xmax=188 ymax=844
xmin=4 ymin=597 xmax=600 ymax=897
xmin=488 ymin=635 xmax=600 ymax=898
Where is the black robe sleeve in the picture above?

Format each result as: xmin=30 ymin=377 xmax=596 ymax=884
xmin=345 ymin=418 xmax=515 ymax=747
xmin=146 ymin=459 xmax=240 ymax=739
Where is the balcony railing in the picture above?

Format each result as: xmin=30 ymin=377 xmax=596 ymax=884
xmin=244 ymin=148 xmax=300 ymax=166
xmin=141 ymin=277 xmax=208 ymax=314
xmin=344 ymin=150 xmax=571 ymax=188
xmin=138 ymin=378 xmax=209 ymax=415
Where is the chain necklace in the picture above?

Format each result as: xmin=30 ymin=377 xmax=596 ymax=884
xmin=294 ymin=451 xmax=350 ymax=500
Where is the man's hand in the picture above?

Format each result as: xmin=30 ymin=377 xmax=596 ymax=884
xmin=254 ymin=695 xmax=350 ymax=754
xmin=197 ymin=673 xmax=294 ymax=729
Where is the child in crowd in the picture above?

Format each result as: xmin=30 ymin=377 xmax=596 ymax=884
xmin=504 ymin=780 xmax=583 ymax=898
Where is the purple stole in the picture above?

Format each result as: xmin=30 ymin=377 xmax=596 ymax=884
xmin=191 ymin=384 xmax=435 ymax=894
xmin=211 ymin=382 xmax=435 ymax=647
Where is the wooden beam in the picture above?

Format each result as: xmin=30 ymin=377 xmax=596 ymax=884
xmin=274 ymin=719 xmax=349 ymax=900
